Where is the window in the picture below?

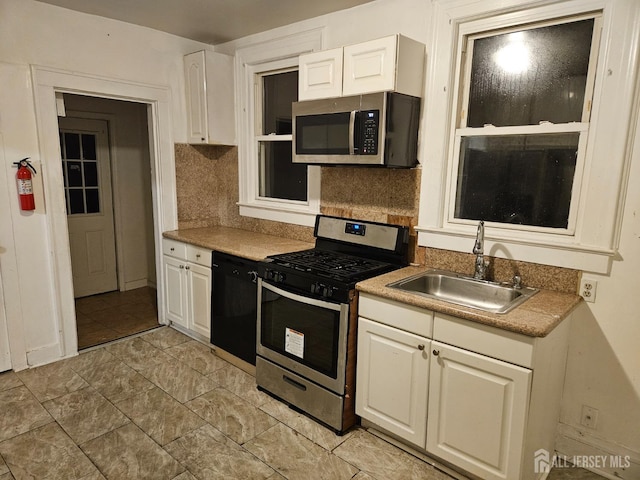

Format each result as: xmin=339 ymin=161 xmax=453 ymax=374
xmin=60 ymin=131 xmax=101 ymax=214
xmin=452 ymin=16 xmax=598 ymax=233
xmin=417 ymin=0 xmax=639 ymax=273
xmin=257 ymin=69 xmax=308 ymax=202
xmin=236 ymin=31 xmax=322 ymax=227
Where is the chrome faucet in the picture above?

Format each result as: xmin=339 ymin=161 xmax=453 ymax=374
xmin=473 ymin=221 xmax=488 ymax=280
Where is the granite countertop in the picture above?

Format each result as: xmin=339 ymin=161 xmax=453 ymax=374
xmin=356 ymin=266 xmax=583 ymax=338
xmin=163 ymin=226 xmax=314 ymax=261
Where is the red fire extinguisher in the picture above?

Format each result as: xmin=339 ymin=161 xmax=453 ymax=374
xmin=13 ymin=158 xmax=37 ymax=211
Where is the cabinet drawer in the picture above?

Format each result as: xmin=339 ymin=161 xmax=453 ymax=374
xmin=433 ymin=313 xmax=535 ymax=368
xmin=162 ymin=239 xmax=187 ymax=259
xmin=187 ymin=245 xmax=211 ymax=267
xmin=359 ymin=293 xmax=433 ymax=338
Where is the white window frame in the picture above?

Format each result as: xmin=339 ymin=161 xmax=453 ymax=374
xmin=417 ymin=0 xmax=640 ymax=273
xmin=236 ymin=30 xmax=323 ymax=227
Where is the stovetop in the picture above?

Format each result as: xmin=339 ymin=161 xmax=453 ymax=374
xmin=267 ymin=249 xmax=396 ymax=282
xmin=259 ymin=215 xmax=409 ymax=303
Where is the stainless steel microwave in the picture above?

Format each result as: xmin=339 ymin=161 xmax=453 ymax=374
xmin=292 ymin=91 xmax=420 ymax=167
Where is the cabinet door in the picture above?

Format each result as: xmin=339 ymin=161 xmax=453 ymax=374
xmin=163 ymin=255 xmax=188 ymax=328
xmin=356 ymin=317 xmax=429 ymax=448
xmin=187 ymin=263 xmax=211 ymax=338
xmin=184 ymin=51 xmax=208 ymax=144
xmin=427 ymin=341 xmax=531 ymax=480
xmin=298 ymin=48 xmax=343 ymax=100
xmin=343 ymin=35 xmax=397 ymax=95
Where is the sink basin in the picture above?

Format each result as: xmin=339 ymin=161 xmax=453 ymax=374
xmin=387 ymin=269 xmax=538 ymax=314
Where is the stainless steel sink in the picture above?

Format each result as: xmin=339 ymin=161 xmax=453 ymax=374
xmin=387 ymin=269 xmax=538 ymax=314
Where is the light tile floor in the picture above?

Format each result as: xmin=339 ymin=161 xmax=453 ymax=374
xmin=75 ymin=287 xmax=159 ymax=350
xmin=0 ymin=327 xmax=607 ymax=480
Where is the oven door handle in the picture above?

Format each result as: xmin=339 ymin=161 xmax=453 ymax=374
xmin=260 ymin=280 xmax=343 ymax=312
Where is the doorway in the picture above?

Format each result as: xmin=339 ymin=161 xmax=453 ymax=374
xmin=59 ymin=95 xmax=158 ymax=349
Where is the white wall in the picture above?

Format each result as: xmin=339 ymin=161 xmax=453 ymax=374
xmin=0 ymin=0 xmax=208 ymax=368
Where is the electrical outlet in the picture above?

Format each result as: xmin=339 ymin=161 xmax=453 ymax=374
xmin=581 ymin=405 xmax=599 ymax=429
xmin=580 ymin=276 xmax=598 ymax=303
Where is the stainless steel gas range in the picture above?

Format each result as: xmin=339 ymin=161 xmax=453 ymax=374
xmin=256 ymin=215 xmax=409 ymax=434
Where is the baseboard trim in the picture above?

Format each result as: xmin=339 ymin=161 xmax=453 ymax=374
xmin=555 ymin=423 xmax=640 ymax=480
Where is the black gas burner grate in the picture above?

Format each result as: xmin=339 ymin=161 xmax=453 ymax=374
xmin=268 ymin=249 xmax=392 ymax=281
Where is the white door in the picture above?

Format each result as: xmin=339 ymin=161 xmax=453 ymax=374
xmin=356 ymin=317 xmax=430 ymax=448
xmin=59 ymin=118 xmax=117 ymax=298
xmin=427 ymin=341 xmax=532 ymax=480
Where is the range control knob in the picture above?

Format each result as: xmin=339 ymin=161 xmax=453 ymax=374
xmin=311 ymin=282 xmax=334 ymax=298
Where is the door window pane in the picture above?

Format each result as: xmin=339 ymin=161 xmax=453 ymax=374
xmin=455 ymin=133 xmax=579 ymax=228
xmin=64 ymin=132 xmax=81 ymax=159
xmin=467 ymin=19 xmax=594 ymax=127
xmin=259 ymin=141 xmax=307 ymax=201
xmin=81 ymin=134 xmax=96 ymax=160
xmin=66 ymin=162 xmax=83 ymax=187
xmin=68 ymin=189 xmax=85 ymax=214
xmin=84 ymin=162 xmax=98 ymax=187
xmin=85 ymin=189 xmax=100 ymax=213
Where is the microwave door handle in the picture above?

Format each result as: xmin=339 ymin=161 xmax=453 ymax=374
xmin=349 ymin=110 xmax=357 ymax=155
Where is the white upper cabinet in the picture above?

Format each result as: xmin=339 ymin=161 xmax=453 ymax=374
xmin=298 ymin=47 xmax=343 ymax=100
xmin=298 ymin=35 xmax=425 ymax=100
xmin=343 ymin=34 xmax=424 ymax=97
xmin=184 ymin=50 xmax=236 ymax=145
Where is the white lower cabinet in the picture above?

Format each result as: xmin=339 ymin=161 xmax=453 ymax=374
xmin=427 ymin=340 xmax=531 ymax=480
xmin=356 ymin=292 xmax=571 ymax=480
xmin=356 ymin=317 xmax=430 ymax=447
xmin=162 ymin=239 xmax=211 ymax=338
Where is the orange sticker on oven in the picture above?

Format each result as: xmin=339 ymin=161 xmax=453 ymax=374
xmin=285 ymin=327 xmax=304 ymax=359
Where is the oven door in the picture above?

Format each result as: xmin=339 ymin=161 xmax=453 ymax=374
xmin=257 ymin=279 xmax=349 ymax=394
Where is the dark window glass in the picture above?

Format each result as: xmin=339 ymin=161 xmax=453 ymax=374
xmin=455 ymin=133 xmax=579 ymax=228
xmin=66 ymin=162 xmax=83 ymax=187
xmin=62 ymin=161 xmax=67 ymax=187
xmin=85 ymin=189 xmax=100 ymax=213
xmin=467 ymin=19 xmax=594 ymax=127
xmin=84 ymin=162 xmax=98 ymax=187
xmin=64 ymin=133 xmax=81 ymax=159
xmin=262 ymin=71 xmax=298 ymax=135
xmin=68 ymin=189 xmax=85 ymax=214
xmin=82 ymin=134 xmax=97 ymax=160
xmin=259 ymin=141 xmax=307 ymax=201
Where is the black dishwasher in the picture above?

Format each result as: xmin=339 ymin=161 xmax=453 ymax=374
xmin=210 ymin=251 xmax=260 ymax=365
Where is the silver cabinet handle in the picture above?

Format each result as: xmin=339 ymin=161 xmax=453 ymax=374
xmin=433 ymin=350 xmax=440 ymax=356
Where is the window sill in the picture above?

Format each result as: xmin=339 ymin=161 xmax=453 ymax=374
xmin=416 ymin=226 xmax=615 ymax=274
xmin=238 ymin=202 xmax=319 ymax=228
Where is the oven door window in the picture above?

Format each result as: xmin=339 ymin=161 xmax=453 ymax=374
xmin=260 ymin=285 xmax=342 ymax=378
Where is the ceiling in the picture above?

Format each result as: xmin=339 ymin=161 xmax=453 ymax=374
xmin=35 ymin=0 xmax=376 ymax=45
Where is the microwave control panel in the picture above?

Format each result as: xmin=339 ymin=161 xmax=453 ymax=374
xmin=360 ymin=110 xmax=379 ymax=155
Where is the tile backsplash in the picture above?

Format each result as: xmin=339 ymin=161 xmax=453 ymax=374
xmin=174 ymin=143 xmax=579 ymax=293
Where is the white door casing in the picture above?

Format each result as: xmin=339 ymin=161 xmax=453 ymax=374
xmin=31 ymin=67 xmax=176 ymax=362
xmin=0 ymin=270 xmax=11 ymax=372
xmin=59 ymin=117 xmax=117 ymax=298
